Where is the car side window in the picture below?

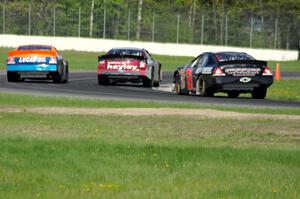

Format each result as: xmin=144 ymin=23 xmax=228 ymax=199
xmin=145 ymin=50 xmax=153 ymax=64
xmin=145 ymin=50 xmax=151 ymax=58
xmin=206 ymin=54 xmax=215 ymax=67
xmin=196 ymin=55 xmax=207 ymax=68
xmin=53 ymin=47 xmax=61 ymax=56
xmin=190 ymin=57 xmax=200 ymax=68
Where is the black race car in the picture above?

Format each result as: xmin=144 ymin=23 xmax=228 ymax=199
xmin=173 ymin=52 xmax=273 ymax=99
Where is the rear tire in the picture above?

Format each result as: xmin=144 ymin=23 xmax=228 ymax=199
xmin=175 ymin=73 xmax=188 ymax=95
xmin=63 ymin=65 xmax=69 ymax=83
xmin=98 ymin=75 xmax=109 ymax=85
xmin=227 ymin=91 xmax=240 ymax=98
xmin=143 ymin=77 xmax=153 ymax=88
xmin=143 ymin=68 xmax=154 ymax=88
xmin=7 ymin=72 xmax=21 ymax=82
xmin=153 ymin=67 xmax=162 ymax=87
xmin=53 ymin=72 xmax=63 ymax=83
xmin=251 ymin=87 xmax=267 ymax=99
xmin=199 ymin=76 xmax=214 ymax=97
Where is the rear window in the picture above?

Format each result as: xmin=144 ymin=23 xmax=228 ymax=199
xmin=18 ymin=45 xmax=51 ymax=51
xmin=107 ymin=49 xmax=144 ymax=56
xmin=215 ymin=52 xmax=254 ymax=61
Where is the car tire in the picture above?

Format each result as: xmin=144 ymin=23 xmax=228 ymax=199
xmin=64 ymin=64 xmax=69 ymax=83
xmin=227 ymin=91 xmax=240 ymax=98
xmin=251 ymin=87 xmax=267 ymax=99
xmin=153 ymin=66 xmax=162 ymax=87
xmin=198 ymin=76 xmax=214 ymax=97
xmin=53 ymin=71 xmax=63 ymax=83
xmin=7 ymin=72 xmax=21 ymax=82
xmin=98 ymin=75 xmax=109 ymax=85
xmin=63 ymin=65 xmax=69 ymax=83
xmin=175 ymin=73 xmax=189 ymax=95
xmin=143 ymin=68 xmax=154 ymax=88
xmin=153 ymin=80 xmax=159 ymax=87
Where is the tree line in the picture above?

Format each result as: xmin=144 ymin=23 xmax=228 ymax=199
xmin=1 ymin=0 xmax=300 ymax=50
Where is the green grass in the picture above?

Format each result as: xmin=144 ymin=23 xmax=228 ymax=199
xmin=61 ymin=50 xmax=100 ymax=71
xmin=0 ymin=47 xmax=14 ymax=69
xmin=1 ymin=47 xmax=299 ymax=72
xmin=0 ymin=112 xmax=299 ymax=198
xmin=269 ymin=60 xmax=300 ymax=72
xmin=0 ymin=92 xmax=300 ymax=115
xmin=267 ymin=80 xmax=300 ymax=101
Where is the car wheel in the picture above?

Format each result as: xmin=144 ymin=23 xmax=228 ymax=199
xmin=153 ymin=67 xmax=161 ymax=87
xmin=7 ymin=72 xmax=21 ymax=82
xmin=143 ymin=68 xmax=154 ymax=88
xmin=153 ymin=78 xmax=159 ymax=87
xmin=63 ymin=65 xmax=69 ymax=83
xmin=227 ymin=91 xmax=240 ymax=98
xmin=98 ymin=75 xmax=109 ymax=85
xmin=251 ymin=87 xmax=267 ymax=99
xmin=53 ymin=71 xmax=63 ymax=83
xmin=198 ymin=76 xmax=214 ymax=97
xmin=175 ymin=73 xmax=188 ymax=95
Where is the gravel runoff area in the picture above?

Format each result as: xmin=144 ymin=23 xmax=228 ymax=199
xmin=1 ymin=107 xmax=300 ymax=120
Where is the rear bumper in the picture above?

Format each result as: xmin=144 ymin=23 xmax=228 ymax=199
xmin=7 ymin=64 xmax=58 ymax=79
xmin=7 ymin=64 xmax=57 ymax=72
xmin=208 ymin=76 xmax=273 ymax=92
xmin=98 ymin=73 xmax=146 ymax=83
xmin=98 ymin=69 xmax=150 ymax=82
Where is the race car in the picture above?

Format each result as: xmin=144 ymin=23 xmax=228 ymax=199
xmin=97 ymin=47 xmax=162 ymax=87
xmin=173 ymin=52 xmax=273 ymax=99
xmin=6 ymin=45 xmax=69 ymax=83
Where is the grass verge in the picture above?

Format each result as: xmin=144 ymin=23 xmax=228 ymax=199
xmin=267 ymin=80 xmax=300 ymax=101
xmin=0 ymin=111 xmax=299 ymax=198
xmin=0 ymin=92 xmax=300 ymax=115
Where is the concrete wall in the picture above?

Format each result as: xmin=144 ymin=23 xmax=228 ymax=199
xmin=0 ymin=34 xmax=298 ymax=61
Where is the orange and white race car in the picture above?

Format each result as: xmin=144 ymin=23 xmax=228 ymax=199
xmin=6 ymin=45 xmax=69 ymax=83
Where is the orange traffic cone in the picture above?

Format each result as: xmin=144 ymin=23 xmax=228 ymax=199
xmin=275 ymin=63 xmax=280 ymax=81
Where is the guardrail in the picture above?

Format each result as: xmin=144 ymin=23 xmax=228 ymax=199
xmin=0 ymin=34 xmax=298 ymax=61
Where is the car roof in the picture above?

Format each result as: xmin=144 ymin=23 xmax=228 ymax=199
xmin=212 ymin=51 xmax=254 ymax=61
xmin=8 ymin=45 xmax=58 ymax=57
xmin=109 ymin=47 xmax=145 ymax=51
xmin=17 ymin=45 xmax=53 ymax=51
xmin=213 ymin=51 xmax=249 ymax=56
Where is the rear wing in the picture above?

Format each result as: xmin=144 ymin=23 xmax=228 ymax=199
xmin=8 ymin=50 xmax=57 ymax=57
xmin=218 ymin=60 xmax=267 ymax=67
xmin=98 ymin=54 xmax=146 ymax=62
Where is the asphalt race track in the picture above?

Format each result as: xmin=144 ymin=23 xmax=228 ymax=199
xmin=0 ymin=71 xmax=300 ymax=108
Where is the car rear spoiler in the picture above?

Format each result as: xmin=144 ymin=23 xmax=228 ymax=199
xmin=98 ymin=54 xmax=146 ymax=62
xmin=218 ymin=60 xmax=267 ymax=67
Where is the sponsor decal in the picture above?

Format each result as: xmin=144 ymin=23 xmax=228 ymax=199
xmin=225 ymin=68 xmax=260 ymax=76
xmin=179 ymin=68 xmax=186 ymax=89
xmin=18 ymin=56 xmax=47 ymax=63
xmin=239 ymin=77 xmax=251 ymax=83
xmin=201 ymin=67 xmax=213 ymax=74
xmin=107 ymin=61 xmax=139 ymax=71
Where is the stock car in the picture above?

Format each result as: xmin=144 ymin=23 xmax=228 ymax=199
xmin=6 ymin=45 xmax=69 ymax=83
xmin=97 ymin=47 xmax=162 ymax=87
xmin=173 ymin=52 xmax=273 ymax=99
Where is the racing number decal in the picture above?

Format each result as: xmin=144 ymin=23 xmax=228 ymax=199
xmin=179 ymin=69 xmax=186 ymax=89
xmin=186 ymin=68 xmax=193 ymax=90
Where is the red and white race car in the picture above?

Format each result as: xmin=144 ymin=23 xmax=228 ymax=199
xmin=97 ymin=47 xmax=162 ymax=87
